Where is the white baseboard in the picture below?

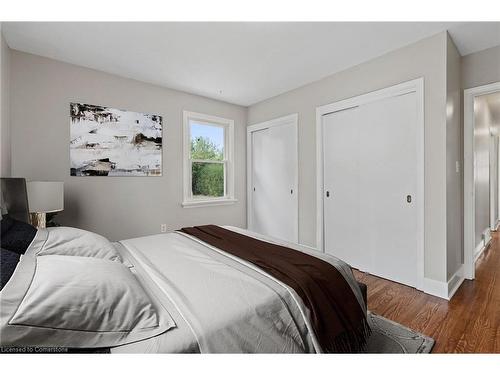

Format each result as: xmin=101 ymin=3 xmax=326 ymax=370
xmin=423 ymin=265 xmax=465 ymax=300
xmin=447 ymin=265 xmax=465 ymax=300
xmin=493 ymin=220 xmax=500 ymax=231
xmin=483 ymin=228 xmax=491 ymax=245
xmin=474 ymin=235 xmax=490 ymax=263
xmin=474 ymin=239 xmax=485 ymax=261
xmin=423 ymin=278 xmax=449 ymax=299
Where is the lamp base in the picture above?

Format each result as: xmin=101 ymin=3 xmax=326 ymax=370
xmin=30 ymin=212 xmax=46 ymax=229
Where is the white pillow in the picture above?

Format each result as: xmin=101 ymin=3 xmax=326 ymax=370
xmin=0 ymin=255 xmax=175 ymax=348
xmin=27 ymin=227 xmax=123 ymax=263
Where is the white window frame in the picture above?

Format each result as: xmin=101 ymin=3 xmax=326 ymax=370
xmin=182 ymin=110 xmax=236 ymax=208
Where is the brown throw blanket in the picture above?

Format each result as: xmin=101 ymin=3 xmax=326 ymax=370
xmin=179 ymin=225 xmax=370 ymax=353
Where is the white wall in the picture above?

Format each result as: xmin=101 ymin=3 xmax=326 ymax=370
xmin=0 ymin=27 xmax=11 ymax=177
xmin=248 ymin=32 xmax=450 ymax=283
xmin=473 ymin=95 xmax=492 ymax=248
xmin=462 ymin=45 xmax=500 ymax=90
xmin=10 ymin=51 xmax=248 ymax=241
xmin=445 ymin=34 xmax=463 ymax=280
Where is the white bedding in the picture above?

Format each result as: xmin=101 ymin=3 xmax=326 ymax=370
xmin=111 ymin=226 xmax=365 ymax=353
xmin=1 ymin=225 xmax=364 ymax=353
xmin=0 ymin=248 xmax=175 ymax=348
xmin=26 ymin=226 xmax=123 ymax=262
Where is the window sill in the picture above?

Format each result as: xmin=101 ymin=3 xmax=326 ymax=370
xmin=182 ymin=198 xmax=238 ymax=208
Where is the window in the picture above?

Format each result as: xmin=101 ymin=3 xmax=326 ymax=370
xmin=183 ymin=111 xmax=236 ymax=207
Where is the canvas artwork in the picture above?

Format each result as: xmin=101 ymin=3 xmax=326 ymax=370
xmin=70 ymin=103 xmax=162 ymax=176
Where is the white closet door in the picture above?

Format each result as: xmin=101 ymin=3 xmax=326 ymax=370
xmin=323 ymin=92 xmax=418 ymax=287
xmin=360 ymin=92 xmax=418 ymax=286
xmin=322 ymin=106 xmax=368 ymax=271
xmin=251 ymin=123 xmax=297 ymax=242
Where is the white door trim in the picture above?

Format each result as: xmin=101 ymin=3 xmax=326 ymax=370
xmin=315 ymin=78 xmax=425 ymax=291
xmin=247 ymin=113 xmax=299 ymax=243
xmin=463 ymin=81 xmax=500 ymax=280
xmin=489 ymin=135 xmax=497 ymax=231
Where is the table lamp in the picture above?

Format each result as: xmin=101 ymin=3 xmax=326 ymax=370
xmin=27 ymin=181 xmax=64 ymax=228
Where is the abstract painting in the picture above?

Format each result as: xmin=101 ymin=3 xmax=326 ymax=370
xmin=70 ymin=103 xmax=162 ymax=176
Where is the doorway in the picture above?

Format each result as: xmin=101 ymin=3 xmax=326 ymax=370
xmin=247 ymin=114 xmax=298 ymax=243
xmin=464 ymin=82 xmax=500 ymax=280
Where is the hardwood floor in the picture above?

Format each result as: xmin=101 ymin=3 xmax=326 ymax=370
xmin=354 ymin=231 xmax=500 ymax=353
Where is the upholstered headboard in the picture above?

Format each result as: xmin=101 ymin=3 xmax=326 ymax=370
xmin=0 ymin=178 xmax=30 ymax=224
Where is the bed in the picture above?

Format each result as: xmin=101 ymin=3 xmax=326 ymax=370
xmin=1 ymin=215 xmax=369 ymax=353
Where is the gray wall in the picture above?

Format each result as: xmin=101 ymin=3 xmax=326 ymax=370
xmin=0 ymin=28 xmax=11 ymax=177
xmin=473 ymin=95 xmax=492 ymax=248
xmin=462 ymin=45 xmax=500 ymax=90
xmin=10 ymin=51 xmax=247 ymax=241
xmin=248 ymin=32 xmax=449 ymax=282
xmin=445 ymin=34 xmax=463 ymax=280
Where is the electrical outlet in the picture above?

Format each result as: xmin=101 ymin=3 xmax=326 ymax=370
xmin=456 ymin=161 xmax=460 ymax=173
xmin=160 ymin=224 xmax=167 ymax=233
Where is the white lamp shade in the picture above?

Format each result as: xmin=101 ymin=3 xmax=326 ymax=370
xmin=27 ymin=181 xmax=64 ymax=213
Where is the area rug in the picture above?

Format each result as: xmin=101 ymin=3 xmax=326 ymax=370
xmin=364 ymin=312 xmax=435 ymax=353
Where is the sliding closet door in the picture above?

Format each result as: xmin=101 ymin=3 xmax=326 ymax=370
xmin=251 ymin=123 xmax=298 ymax=242
xmin=322 ymin=106 xmax=368 ymax=271
xmin=323 ymin=92 xmax=418 ymax=287
xmin=360 ymin=92 xmax=418 ymax=286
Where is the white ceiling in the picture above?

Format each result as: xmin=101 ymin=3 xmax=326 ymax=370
xmin=3 ymin=22 xmax=500 ymax=106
